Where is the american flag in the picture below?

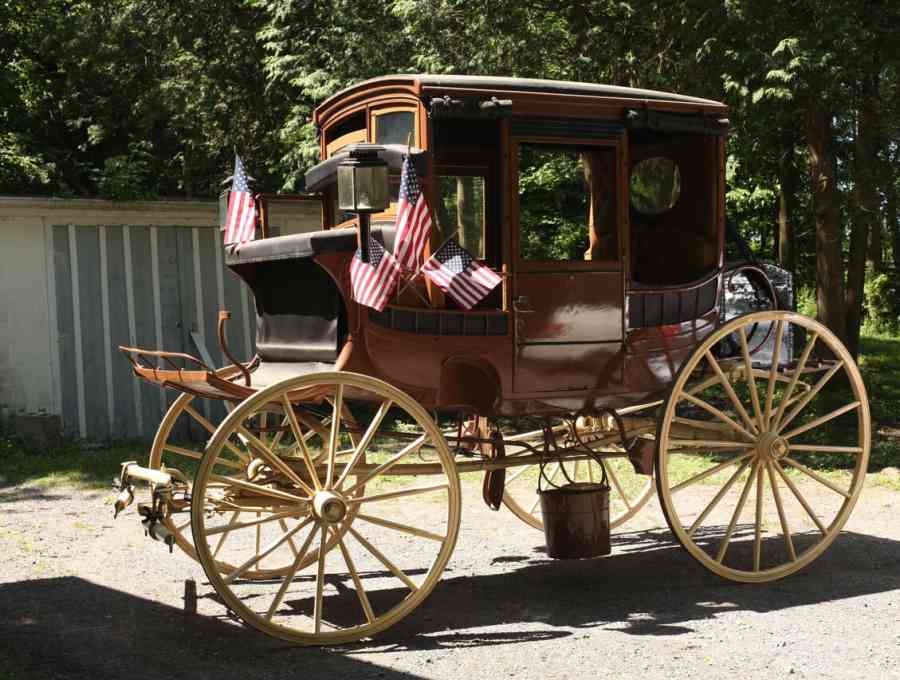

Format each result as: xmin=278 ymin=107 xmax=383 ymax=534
xmin=349 ymin=235 xmax=402 ymax=311
xmin=421 ymin=237 xmax=501 ymax=309
xmin=393 ymin=155 xmax=432 ymax=269
xmin=223 ymin=155 xmax=257 ymax=245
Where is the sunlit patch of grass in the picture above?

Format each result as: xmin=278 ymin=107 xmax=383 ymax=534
xmin=0 ymin=437 xmax=149 ymax=490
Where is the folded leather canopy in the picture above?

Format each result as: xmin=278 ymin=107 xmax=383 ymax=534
xmin=225 ymin=226 xmax=396 ymax=265
xmin=225 ymin=226 xmax=396 ymax=364
xmin=304 ymin=144 xmax=428 ymax=193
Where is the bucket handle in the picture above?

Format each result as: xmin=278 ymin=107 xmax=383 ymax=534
xmin=538 ymin=417 xmax=610 ymax=493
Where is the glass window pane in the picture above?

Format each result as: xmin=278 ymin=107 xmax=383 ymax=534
xmin=518 ymin=144 xmax=617 ymax=261
xmin=374 ymin=111 xmax=415 ymax=146
xmin=435 ymin=175 xmax=486 ymax=258
xmin=630 ymin=157 xmax=681 ymax=214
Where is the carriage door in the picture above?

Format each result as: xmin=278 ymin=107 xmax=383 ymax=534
xmin=511 ymin=137 xmax=625 ymax=393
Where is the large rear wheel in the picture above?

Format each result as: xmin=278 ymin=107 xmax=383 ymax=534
xmin=656 ymin=311 xmax=870 ymax=582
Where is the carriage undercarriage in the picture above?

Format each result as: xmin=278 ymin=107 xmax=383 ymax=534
xmin=116 ymin=309 xmax=869 ymax=645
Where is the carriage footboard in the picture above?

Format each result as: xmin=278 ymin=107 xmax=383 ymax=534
xmin=118 ymin=345 xmax=257 ymax=400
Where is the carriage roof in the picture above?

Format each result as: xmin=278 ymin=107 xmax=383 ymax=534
xmin=315 ymin=74 xmax=728 ymax=119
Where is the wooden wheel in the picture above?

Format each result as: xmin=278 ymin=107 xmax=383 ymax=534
xmin=191 ymin=372 xmax=461 ymax=645
xmin=148 ymin=390 xmax=234 ymax=564
xmin=149 ymin=380 xmax=355 ymax=579
xmin=656 ymin=311 xmax=870 ymax=582
xmin=501 ymin=422 xmax=655 ymax=530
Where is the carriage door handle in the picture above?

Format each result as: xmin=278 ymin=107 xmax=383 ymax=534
xmin=513 ymin=295 xmax=533 ymax=313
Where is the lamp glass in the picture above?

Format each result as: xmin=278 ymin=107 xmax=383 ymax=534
xmin=337 ymin=165 xmax=356 ymax=211
xmin=355 ymin=165 xmax=389 ymax=212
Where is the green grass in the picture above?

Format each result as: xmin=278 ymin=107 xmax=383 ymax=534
xmin=0 ymin=437 xmax=148 ymax=490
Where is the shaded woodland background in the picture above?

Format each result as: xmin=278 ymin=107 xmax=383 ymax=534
xmin=2 ymin=0 xmax=898 ymax=352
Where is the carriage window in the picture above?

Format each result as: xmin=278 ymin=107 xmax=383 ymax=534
xmin=518 ymin=144 xmax=617 ymax=261
xmin=373 ymin=110 xmax=415 ymax=146
xmin=435 ymin=175 xmax=486 ymax=258
xmin=630 ymin=157 xmax=681 ymax=214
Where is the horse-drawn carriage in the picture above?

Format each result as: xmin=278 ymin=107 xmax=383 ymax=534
xmin=117 ymin=75 xmax=870 ymax=644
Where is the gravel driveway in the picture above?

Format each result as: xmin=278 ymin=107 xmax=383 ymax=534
xmin=1 ymin=477 xmax=898 ymax=680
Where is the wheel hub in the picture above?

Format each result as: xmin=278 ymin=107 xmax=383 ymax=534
xmin=755 ymin=431 xmax=788 ymax=461
xmin=312 ymin=490 xmax=347 ymax=523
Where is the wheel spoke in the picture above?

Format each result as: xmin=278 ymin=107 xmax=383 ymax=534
xmin=357 ymin=513 xmax=445 ymax=542
xmin=606 ymin=463 xmax=631 ymax=510
xmin=753 ymin=463 xmax=764 ymax=572
xmin=204 ymin=508 xmax=301 ymax=536
xmin=350 ymin=483 xmax=449 ymax=505
xmin=781 ymin=457 xmax=851 ymax=498
xmin=212 ymin=511 xmax=241 ymax=558
xmin=680 ymin=392 xmax=756 ymax=442
xmin=342 ymin=434 xmax=429 ymax=496
xmin=313 ymin=524 xmax=327 ymax=634
xmin=776 ymin=360 xmax=844 ymax=433
xmin=348 ymin=526 xmax=418 ymax=592
xmin=686 ymin=457 xmax=753 ymax=537
xmin=279 ymin=518 xmax=300 ymax=557
xmin=282 ymin=395 xmax=322 ymax=491
xmin=766 ymin=461 xmax=796 ymax=561
xmin=209 ymin=474 xmax=309 ymax=504
xmin=715 ymin=460 xmax=759 ymax=564
xmin=164 ymin=444 xmax=243 ymax=471
xmin=672 ymin=451 xmax=753 ymax=494
xmin=788 ymin=444 xmax=863 ymax=454
xmin=325 ymin=384 xmax=344 ymax=488
xmin=763 ymin=319 xmax=785 ymax=428
xmin=505 ymin=463 xmax=534 ymax=486
xmin=738 ymin=327 xmax=765 ymax=431
xmin=236 ymin=423 xmax=316 ymax=497
xmin=255 ymin=514 xmax=262 ymax=567
xmin=771 ymin=333 xmax=818 ymax=431
xmin=265 ymin=522 xmax=319 ymax=620
xmin=338 ymin=537 xmax=375 ymax=624
xmin=335 ymin=399 xmax=393 ymax=490
xmin=269 ymin=415 xmax=288 ymax=450
xmin=223 ymin=516 xmax=314 ymax=585
xmin=703 ymin=351 xmax=759 ymax=434
xmin=773 ymin=460 xmax=827 ymax=534
xmin=183 ymin=403 xmax=249 ymax=463
xmin=781 ymin=401 xmax=860 ymax=441
xmin=668 ymin=439 xmax=752 ymax=449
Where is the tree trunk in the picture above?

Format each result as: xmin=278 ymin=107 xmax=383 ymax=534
xmin=888 ymin=176 xmax=899 ymax=269
xmin=847 ymin=73 xmax=881 ymax=357
xmin=805 ymin=102 xmax=847 ymax=345
xmin=456 ymin=176 xmax=471 ymax=249
xmin=777 ymin=128 xmax=798 ymax=275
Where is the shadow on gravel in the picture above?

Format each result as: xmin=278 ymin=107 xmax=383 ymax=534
xmin=1 ymin=529 xmax=898 ymax=676
xmin=362 ymin=527 xmax=900 ymax=650
xmin=0 ymin=577 xmax=425 ymax=680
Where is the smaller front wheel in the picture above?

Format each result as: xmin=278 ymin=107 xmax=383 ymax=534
xmin=191 ymin=372 xmax=461 ymax=645
xmin=656 ymin=311 xmax=870 ymax=582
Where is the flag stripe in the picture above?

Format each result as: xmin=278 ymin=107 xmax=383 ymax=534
xmin=394 ymin=158 xmax=432 ymax=269
xmin=223 ymin=155 xmax=257 ymax=246
xmin=421 ymin=237 xmax=501 ymax=309
xmin=349 ymin=237 xmax=401 ymax=311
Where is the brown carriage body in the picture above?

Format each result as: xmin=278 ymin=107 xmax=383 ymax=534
xmin=224 ymin=74 xmax=731 ymax=415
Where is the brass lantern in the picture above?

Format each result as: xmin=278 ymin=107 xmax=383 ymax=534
xmin=337 ymin=144 xmax=389 ymax=261
xmin=337 ymin=144 xmax=389 ymax=213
